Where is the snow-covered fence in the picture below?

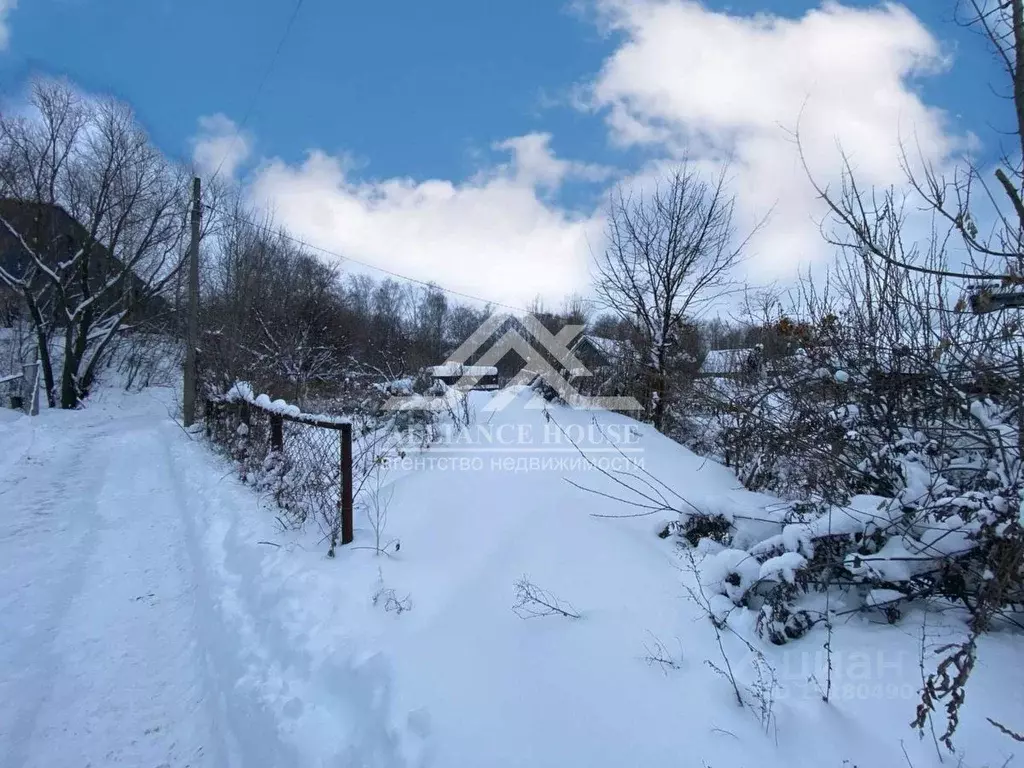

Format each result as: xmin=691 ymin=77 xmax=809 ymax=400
xmin=0 ymin=361 xmax=40 ymax=415
xmin=205 ymin=383 xmax=353 ymax=555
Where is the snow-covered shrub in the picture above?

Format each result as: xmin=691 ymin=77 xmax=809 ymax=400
xmin=389 ymin=377 xmax=472 ymax=447
xmin=674 ymin=256 xmax=1024 ymax=745
xmin=530 ymin=375 xmax=563 ymax=404
xmin=680 ymin=512 xmax=733 ymax=547
xmin=702 ymin=548 xmax=761 ymax=605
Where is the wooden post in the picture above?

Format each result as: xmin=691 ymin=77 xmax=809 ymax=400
xmin=183 ymin=177 xmax=201 ymax=427
xmin=340 ymin=423 xmax=353 ymax=545
xmin=270 ymin=414 xmax=283 ymax=451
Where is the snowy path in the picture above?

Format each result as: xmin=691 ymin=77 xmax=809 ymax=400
xmin=1 ymin=387 xmax=1020 ymax=768
xmin=0 ymin=391 xmax=419 ymax=767
xmin=0 ymin=397 xmax=214 ymax=767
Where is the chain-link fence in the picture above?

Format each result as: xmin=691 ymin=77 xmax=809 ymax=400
xmin=205 ymin=396 xmax=353 ymax=555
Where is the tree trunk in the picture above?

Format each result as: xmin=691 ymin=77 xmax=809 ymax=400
xmin=650 ymin=368 xmax=667 ymax=431
xmin=60 ymin=324 xmax=78 ymax=408
xmin=24 ymin=293 xmax=56 ymax=408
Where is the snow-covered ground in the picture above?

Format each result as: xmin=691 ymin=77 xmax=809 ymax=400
xmin=1 ymin=385 xmax=1021 ymax=767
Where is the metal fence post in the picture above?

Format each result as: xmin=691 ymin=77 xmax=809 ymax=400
xmin=340 ymin=423 xmax=353 ymax=546
xmin=21 ymin=362 xmax=39 ymax=416
xmin=270 ymin=414 xmax=284 ymax=451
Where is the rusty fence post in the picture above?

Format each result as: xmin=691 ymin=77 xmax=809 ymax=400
xmin=270 ymin=414 xmax=283 ymax=451
xmin=340 ymin=422 xmax=353 ymax=546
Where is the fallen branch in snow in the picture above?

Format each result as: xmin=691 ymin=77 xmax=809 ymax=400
xmin=512 ymin=578 xmax=580 ymax=620
xmin=987 ymin=717 xmax=1024 ymax=742
xmin=545 ymin=411 xmax=701 ymax=519
xmin=371 ymin=568 xmax=412 ymax=614
xmin=642 ymin=631 xmax=683 ymax=673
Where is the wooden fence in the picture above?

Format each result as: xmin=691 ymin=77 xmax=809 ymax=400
xmin=1 ymin=361 xmax=40 ymax=415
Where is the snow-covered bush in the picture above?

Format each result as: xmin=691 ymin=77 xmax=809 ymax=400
xmin=669 ymin=244 xmax=1024 ymax=747
xmin=388 ymin=376 xmax=472 ymax=446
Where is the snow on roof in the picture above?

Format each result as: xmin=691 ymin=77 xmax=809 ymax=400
xmin=425 ymin=363 xmax=498 ymax=378
xmin=572 ymin=334 xmax=629 ymax=363
xmin=700 ymin=348 xmax=757 ymax=375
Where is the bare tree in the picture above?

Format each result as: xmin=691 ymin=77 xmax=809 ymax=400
xmin=784 ymin=0 xmax=1024 ymax=748
xmin=804 ymin=0 xmax=1024 ymax=289
xmin=0 ymin=79 xmax=191 ymax=408
xmin=595 ymin=164 xmax=753 ymax=430
xmin=201 ymin=209 xmax=346 ymax=404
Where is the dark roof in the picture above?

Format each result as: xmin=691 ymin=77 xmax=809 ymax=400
xmin=0 ymin=199 xmax=171 ymax=323
xmin=0 ymin=200 xmax=111 ymax=281
xmin=570 ymin=334 xmax=630 ymax=367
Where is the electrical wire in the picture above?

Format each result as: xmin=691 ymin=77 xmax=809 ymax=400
xmin=207 ymin=203 xmax=534 ymax=314
xmin=208 ymin=0 xmax=307 ymax=186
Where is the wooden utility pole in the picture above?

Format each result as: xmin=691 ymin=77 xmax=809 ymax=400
xmin=183 ymin=177 xmax=201 ymax=427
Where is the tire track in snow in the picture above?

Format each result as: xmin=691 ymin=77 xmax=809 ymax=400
xmin=163 ymin=424 xmax=422 ymax=767
xmin=160 ymin=424 xmax=301 ymax=768
xmin=0 ymin=422 xmax=111 ymax=768
xmin=4 ymin=417 xmax=218 ymax=767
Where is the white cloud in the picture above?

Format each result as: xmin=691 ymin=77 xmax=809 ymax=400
xmin=225 ymin=2 xmax=973 ymax=307
xmin=492 ymin=132 xmax=614 ymax=191
xmin=0 ymin=0 xmax=16 ymax=50
xmin=586 ymin=0 xmax=971 ymax=280
xmin=247 ymin=134 xmax=603 ymax=308
xmin=191 ymin=114 xmax=252 ymax=181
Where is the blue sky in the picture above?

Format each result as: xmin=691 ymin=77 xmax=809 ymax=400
xmin=0 ymin=0 xmax=1011 ymax=306
xmin=0 ymin=0 xmax=620 ymax=181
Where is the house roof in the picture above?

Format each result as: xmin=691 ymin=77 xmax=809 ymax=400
xmin=425 ymin=363 xmax=498 ymax=378
xmin=570 ymin=334 xmax=630 ymax=364
xmin=0 ymin=200 xmax=99 ymax=272
xmin=0 ymin=198 xmax=172 ymax=321
xmin=700 ymin=348 xmax=758 ymax=375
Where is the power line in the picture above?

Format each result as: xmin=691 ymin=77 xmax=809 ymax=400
xmin=193 ymin=0 xmax=535 ymax=315
xmin=209 ymin=0 xmax=307 ymax=185
xmin=208 ymin=203 xmax=533 ymax=314
xmin=196 ymin=1 xmax=534 ymax=313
